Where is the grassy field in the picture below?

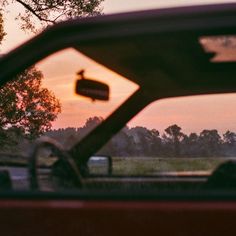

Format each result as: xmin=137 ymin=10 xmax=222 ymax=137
xmin=0 ymin=153 xmax=235 ymax=176
xmin=111 ymin=157 xmax=236 ymax=176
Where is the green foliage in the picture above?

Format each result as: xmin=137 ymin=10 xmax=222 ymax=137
xmin=0 ymin=67 xmax=61 ymax=146
xmin=1 ymin=0 xmax=104 ymax=32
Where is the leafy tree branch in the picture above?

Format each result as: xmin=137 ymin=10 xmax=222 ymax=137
xmin=1 ymin=0 xmax=104 ymax=32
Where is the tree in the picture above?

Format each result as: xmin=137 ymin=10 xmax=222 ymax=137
xmin=73 ymin=116 xmax=104 ymax=143
xmin=128 ymin=127 xmax=162 ymax=156
xmin=1 ymin=0 xmax=104 ymax=32
xmin=223 ymin=130 xmax=236 ymax=146
xmin=198 ymin=129 xmax=222 ymax=157
xmin=222 ymin=130 xmax=236 ymax=157
xmin=83 ymin=116 xmax=103 ymax=130
xmin=181 ymin=132 xmax=200 ymax=157
xmin=163 ymin=124 xmax=185 ymax=157
xmin=0 ymin=67 xmax=61 ymax=144
xmin=0 ymin=13 xmax=61 ymax=148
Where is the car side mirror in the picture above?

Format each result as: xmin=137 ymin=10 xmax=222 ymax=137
xmin=87 ymin=155 xmax=112 ymax=176
xmin=75 ymin=70 xmax=109 ymax=101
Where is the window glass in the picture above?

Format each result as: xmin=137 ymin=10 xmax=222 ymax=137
xmin=0 ymin=48 xmax=137 ymax=191
xmin=99 ymin=94 xmax=236 ymax=180
xmin=1 ymin=47 xmax=236 ymax=193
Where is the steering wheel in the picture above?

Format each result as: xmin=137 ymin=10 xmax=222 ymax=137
xmin=28 ymin=137 xmax=83 ymax=191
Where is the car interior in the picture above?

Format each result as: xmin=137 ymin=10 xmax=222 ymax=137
xmin=0 ymin=3 xmax=236 ymax=235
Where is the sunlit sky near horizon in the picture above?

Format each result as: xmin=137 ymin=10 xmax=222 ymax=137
xmin=1 ymin=0 xmax=236 ymax=135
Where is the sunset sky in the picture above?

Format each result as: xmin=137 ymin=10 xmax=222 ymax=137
xmin=1 ymin=0 xmax=236 ymax=135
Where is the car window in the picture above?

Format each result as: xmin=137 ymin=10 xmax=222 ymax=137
xmin=98 ymin=94 xmax=236 ymax=178
xmin=1 ymin=48 xmax=236 ymax=192
xmin=0 ymin=48 xmax=137 ymax=191
xmin=1 ymin=5 xmax=236 ymax=194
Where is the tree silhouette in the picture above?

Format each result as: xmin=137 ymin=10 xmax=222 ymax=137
xmin=78 ymin=116 xmax=103 ymax=138
xmin=0 ymin=67 xmax=61 ymax=146
xmin=1 ymin=0 xmax=104 ymax=32
xmin=45 ymin=119 xmax=236 ymax=158
xmin=199 ymin=129 xmax=222 ymax=157
xmin=181 ymin=132 xmax=200 ymax=157
xmin=164 ymin=124 xmax=184 ymax=157
xmin=223 ymin=131 xmax=236 ymax=146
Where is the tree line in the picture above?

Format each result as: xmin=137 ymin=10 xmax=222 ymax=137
xmin=45 ymin=117 xmax=236 ymax=158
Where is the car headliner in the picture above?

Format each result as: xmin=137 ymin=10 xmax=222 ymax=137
xmin=75 ymin=4 xmax=236 ymax=99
